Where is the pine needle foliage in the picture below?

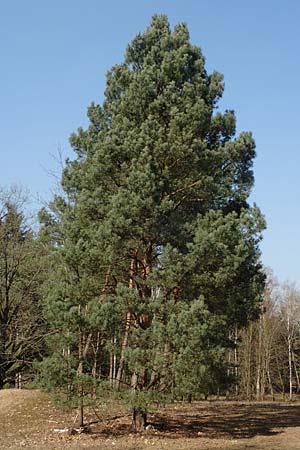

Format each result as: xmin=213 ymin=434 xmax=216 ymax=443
xmin=38 ymin=15 xmax=265 ymax=429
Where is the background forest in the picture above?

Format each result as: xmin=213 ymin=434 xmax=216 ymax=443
xmin=0 ymin=15 xmax=298 ymax=432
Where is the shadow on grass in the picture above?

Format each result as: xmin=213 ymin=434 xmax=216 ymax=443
xmin=150 ymin=402 xmax=300 ymax=439
xmin=91 ymin=402 xmax=300 ymax=440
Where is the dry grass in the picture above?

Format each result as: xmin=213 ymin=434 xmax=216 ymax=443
xmin=2 ymin=389 xmax=300 ymax=449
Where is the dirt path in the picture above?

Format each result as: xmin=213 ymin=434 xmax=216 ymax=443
xmin=2 ymin=390 xmax=300 ymax=449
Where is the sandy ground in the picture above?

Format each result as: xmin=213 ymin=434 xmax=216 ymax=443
xmin=2 ymin=389 xmax=300 ymax=449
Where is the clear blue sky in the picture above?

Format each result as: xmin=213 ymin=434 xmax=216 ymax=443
xmin=0 ymin=1 xmax=299 ymax=284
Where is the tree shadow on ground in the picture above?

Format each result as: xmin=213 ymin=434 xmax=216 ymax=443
xmin=149 ymin=402 xmax=300 ymax=439
xmin=90 ymin=401 xmax=300 ymax=440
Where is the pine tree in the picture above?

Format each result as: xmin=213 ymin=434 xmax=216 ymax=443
xmin=40 ymin=15 xmax=265 ymax=430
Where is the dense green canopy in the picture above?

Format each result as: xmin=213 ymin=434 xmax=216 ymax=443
xmin=38 ymin=15 xmax=265 ymax=429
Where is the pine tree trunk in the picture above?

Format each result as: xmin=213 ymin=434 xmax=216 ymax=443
xmin=116 ymin=259 xmax=135 ymax=390
xmin=109 ymin=335 xmax=117 ymax=388
xmin=132 ymin=408 xmax=147 ymax=432
xmin=234 ymin=326 xmax=238 ymax=396
xmin=78 ymin=395 xmax=84 ymax=428
xmin=77 ymin=331 xmax=84 ymax=428
xmin=246 ymin=324 xmax=253 ymax=399
xmin=256 ymin=315 xmax=263 ymax=400
xmin=109 ymin=351 xmax=113 ymax=388
xmin=92 ymin=332 xmax=101 ymax=398
xmin=113 ymin=336 xmax=117 ymax=387
xmin=115 ymin=312 xmax=131 ymax=389
xmin=226 ymin=344 xmax=231 ymax=399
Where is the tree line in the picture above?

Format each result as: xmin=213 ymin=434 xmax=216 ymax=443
xmin=236 ymin=275 xmax=300 ymax=401
xmin=0 ymin=15 xmax=294 ymax=431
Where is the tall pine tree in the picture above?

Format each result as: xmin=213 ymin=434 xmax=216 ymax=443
xmin=39 ymin=15 xmax=265 ymax=430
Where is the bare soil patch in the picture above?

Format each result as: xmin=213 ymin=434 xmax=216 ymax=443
xmin=2 ymin=389 xmax=300 ymax=449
